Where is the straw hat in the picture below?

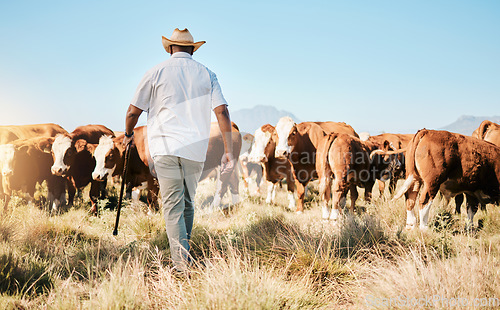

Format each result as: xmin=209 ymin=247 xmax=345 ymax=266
xmin=162 ymin=28 xmax=205 ymax=54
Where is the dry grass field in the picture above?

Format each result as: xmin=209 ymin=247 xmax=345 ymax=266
xmin=1 ymin=179 xmax=500 ymax=309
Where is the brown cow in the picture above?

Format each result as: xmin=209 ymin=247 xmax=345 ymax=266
xmin=0 ymin=123 xmax=67 ymax=144
xmin=274 ymin=117 xmax=359 ymax=213
xmin=200 ymin=122 xmax=242 ymax=210
xmin=248 ymin=124 xmax=296 ymax=209
xmin=367 ymin=133 xmax=414 ymax=194
xmin=472 ymin=120 xmax=500 ymax=146
xmin=393 ymin=129 xmax=500 ymax=230
xmin=51 ymin=124 xmax=115 ymax=214
xmin=0 ymin=137 xmax=66 ymax=212
xmin=316 ymin=133 xmax=400 ymax=220
xmin=92 ymin=126 xmax=159 ymax=213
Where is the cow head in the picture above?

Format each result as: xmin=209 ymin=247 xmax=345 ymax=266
xmin=51 ymin=134 xmax=77 ymax=176
xmin=369 ymin=141 xmax=403 ymax=181
xmin=248 ymin=125 xmax=274 ymax=163
xmin=275 ymin=116 xmax=297 ymax=158
xmin=92 ymin=135 xmax=119 ymax=181
xmin=240 ymin=133 xmax=254 ymax=156
xmin=0 ymin=144 xmax=15 ymax=177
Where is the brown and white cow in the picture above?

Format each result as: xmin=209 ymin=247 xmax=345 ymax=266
xmin=92 ymin=126 xmax=159 ymax=212
xmin=51 ymin=124 xmax=115 ymax=214
xmin=248 ymin=124 xmax=296 ymax=209
xmin=367 ymin=133 xmax=414 ymax=194
xmin=274 ymin=117 xmax=359 ymax=213
xmin=315 ymin=133 xmax=401 ymax=221
xmin=393 ymin=129 xmax=500 ymax=229
xmin=0 ymin=123 xmax=68 ymax=145
xmin=200 ymin=122 xmax=242 ymax=210
xmin=0 ymin=137 xmax=66 ymax=212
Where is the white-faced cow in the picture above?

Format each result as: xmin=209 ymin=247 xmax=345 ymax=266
xmin=51 ymin=124 xmax=115 ymax=214
xmin=248 ymin=124 xmax=296 ymax=209
xmin=0 ymin=137 xmax=66 ymax=212
xmin=92 ymin=126 xmax=159 ymax=213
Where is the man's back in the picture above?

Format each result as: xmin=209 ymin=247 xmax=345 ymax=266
xmin=131 ymin=52 xmax=226 ymax=162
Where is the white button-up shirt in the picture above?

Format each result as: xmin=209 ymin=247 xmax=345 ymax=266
xmin=130 ymin=52 xmax=227 ymax=162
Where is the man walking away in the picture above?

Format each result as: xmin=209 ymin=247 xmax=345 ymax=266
xmin=124 ymin=28 xmax=235 ymax=274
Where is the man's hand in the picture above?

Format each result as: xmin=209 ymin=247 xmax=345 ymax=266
xmin=220 ymin=152 xmax=236 ymax=177
xmin=123 ymin=134 xmax=135 ymax=148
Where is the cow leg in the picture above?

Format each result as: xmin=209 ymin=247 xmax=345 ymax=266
xmin=282 ymin=168 xmax=295 ymax=210
xmin=255 ymin=167 xmax=263 ymax=195
xmin=228 ymin=170 xmax=240 ymax=205
xmin=319 ymin=175 xmax=332 ymax=219
xmin=377 ymin=179 xmax=385 ymax=196
xmin=348 ymin=184 xmax=358 ymax=214
xmin=418 ymin=183 xmax=439 ymax=229
xmin=147 ymin=178 xmax=160 ymax=214
xmin=89 ymin=181 xmax=101 ymax=216
xmin=388 ymin=177 xmax=398 ymax=195
xmin=295 ymin=181 xmax=306 ymax=214
xmin=210 ymin=168 xmax=224 ymax=210
xmin=364 ymin=181 xmax=374 ymax=204
xmin=465 ymin=195 xmax=479 ymax=231
xmin=454 ymin=194 xmax=464 ymax=214
xmin=66 ymin=178 xmax=76 ymax=207
xmin=330 ymin=179 xmax=348 ymax=221
xmin=404 ymin=181 xmax=420 ymax=229
xmin=265 ymin=181 xmax=276 ymax=204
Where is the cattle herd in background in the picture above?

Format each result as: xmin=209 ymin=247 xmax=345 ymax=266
xmin=1 ymin=118 xmax=500 ymax=230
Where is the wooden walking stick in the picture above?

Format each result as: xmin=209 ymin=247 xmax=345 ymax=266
xmin=113 ymin=143 xmax=132 ymax=236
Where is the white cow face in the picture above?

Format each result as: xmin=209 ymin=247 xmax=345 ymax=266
xmin=92 ymin=135 xmax=118 ymax=181
xmin=51 ymin=135 xmax=74 ymax=176
xmin=248 ymin=127 xmax=272 ymax=163
xmin=0 ymin=144 xmax=15 ymax=177
xmin=274 ymin=116 xmax=295 ymax=158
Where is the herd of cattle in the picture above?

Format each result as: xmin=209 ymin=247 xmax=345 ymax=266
xmin=1 ymin=118 xmax=500 ymax=230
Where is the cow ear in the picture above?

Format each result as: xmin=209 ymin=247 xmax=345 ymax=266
xmin=86 ymin=143 xmax=97 ymax=154
xmin=74 ymin=139 xmax=88 ymax=152
xmin=38 ymin=138 xmax=54 ymax=153
xmin=383 ymin=140 xmax=391 ymax=150
xmin=16 ymin=144 xmax=29 ymax=153
xmin=296 ymin=123 xmax=310 ymax=135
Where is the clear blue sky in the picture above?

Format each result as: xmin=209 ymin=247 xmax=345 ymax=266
xmin=1 ymin=0 xmax=498 ymax=134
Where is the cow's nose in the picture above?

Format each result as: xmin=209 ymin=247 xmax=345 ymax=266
xmin=275 ymin=149 xmax=288 ymax=158
xmin=52 ymin=167 xmax=64 ymax=176
xmin=2 ymin=169 xmax=13 ymax=176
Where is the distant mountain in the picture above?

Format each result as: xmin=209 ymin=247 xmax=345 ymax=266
xmin=231 ymin=105 xmax=301 ymax=135
xmin=440 ymin=115 xmax=500 ymax=135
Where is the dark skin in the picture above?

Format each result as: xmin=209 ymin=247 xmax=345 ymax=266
xmin=124 ymin=44 xmax=235 ymax=173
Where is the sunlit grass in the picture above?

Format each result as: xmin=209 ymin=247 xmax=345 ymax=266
xmin=0 ymin=178 xmax=499 ymax=309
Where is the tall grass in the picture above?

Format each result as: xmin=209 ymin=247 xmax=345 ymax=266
xmin=0 ymin=179 xmax=499 ymax=309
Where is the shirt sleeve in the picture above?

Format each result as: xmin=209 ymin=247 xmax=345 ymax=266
xmin=208 ymin=69 xmax=228 ymax=110
xmin=130 ymin=70 xmax=153 ymax=112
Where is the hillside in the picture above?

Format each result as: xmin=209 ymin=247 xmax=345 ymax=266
xmin=440 ymin=115 xmax=500 ymax=135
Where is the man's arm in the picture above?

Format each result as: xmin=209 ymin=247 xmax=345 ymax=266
xmin=124 ymin=104 xmax=144 ymax=146
xmin=214 ymin=104 xmax=235 ymax=175
xmin=214 ymin=104 xmax=233 ymax=157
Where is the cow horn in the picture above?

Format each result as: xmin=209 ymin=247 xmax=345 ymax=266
xmin=369 ymin=148 xmax=406 ymax=160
